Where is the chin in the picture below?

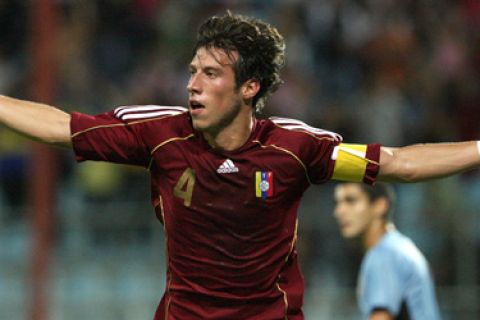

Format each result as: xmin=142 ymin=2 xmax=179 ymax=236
xmin=342 ymin=230 xmax=359 ymax=239
xmin=191 ymin=120 xmax=208 ymax=131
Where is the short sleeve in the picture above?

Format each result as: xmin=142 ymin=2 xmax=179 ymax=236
xmin=70 ymin=111 xmax=151 ymax=167
xmin=304 ymin=139 xmax=380 ymax=185
xmin=359 ymin=249 xmax=404 ymax=317
xmin=267 ymin=117 xmax=344 ymax=185
xmin=304 ymin=135 xmax=342 ymax=184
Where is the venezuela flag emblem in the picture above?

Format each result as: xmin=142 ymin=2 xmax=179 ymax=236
xmin=255 ymin=171 xmax=273 ymax=199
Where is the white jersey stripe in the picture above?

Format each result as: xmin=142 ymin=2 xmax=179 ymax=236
xmin=119 ymin=110 xmax=184 ymax=120
xmin=282 ymin=124 xmax=334 ymax=135
xmin=271 ymin=117 xmax=342 ymax=141
xmin=113 ymin=105 xmax=187 ymax=121
xmin=270 ymin=117 xmax=305 ymax=125
xmin=271 ymin=117 xmax=319 ymax=127
xmin=114 ymin=105 xmax=187 ymax=117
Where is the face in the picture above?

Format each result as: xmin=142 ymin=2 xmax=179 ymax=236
xmin=187 ymin=46 xmax=246 ymax=134
xmin=333 ymin=184 xmax=377 ymax=239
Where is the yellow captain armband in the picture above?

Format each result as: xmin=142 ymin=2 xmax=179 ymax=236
xmin=331 ymin=143 xmax=371 ymax=182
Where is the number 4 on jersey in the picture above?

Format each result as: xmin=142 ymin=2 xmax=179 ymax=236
xmin=173 ymin=168 xmax=196 ymax=207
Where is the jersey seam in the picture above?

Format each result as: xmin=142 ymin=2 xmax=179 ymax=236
xmin=71 ymin=113 xmax=187 ymax=138
xmin=148 ymin=134 xmax=195 ymax=170
xmin=276 ymin=219 xmax=298 ymax=320
xmin=162 ymin=194 xmax=172 ymax=320
xmin=271 ymin=121 xmax=339 ymax=142
xmin=157 ymin=195 xmax=166 ymax=227
xmin=276 ymin=282 xmax=289 ymax=320
xmin=286 ymin=219 xmax=298 ymax=263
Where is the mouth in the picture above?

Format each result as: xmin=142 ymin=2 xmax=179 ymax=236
xmin=189 ymin=100 xmax=205 ymax=112
xmin=338 ymin=221 xmax=350 ymax=230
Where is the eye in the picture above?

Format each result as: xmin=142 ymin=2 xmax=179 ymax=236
xmin=188 ymin=67 xmax=196 ymax=75
xmin=344 ymin=196 xmax=357 ymax=205
xmin=206 ymin=71 xmax=216 ymax=78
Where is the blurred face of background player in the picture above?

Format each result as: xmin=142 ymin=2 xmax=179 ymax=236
xmin=187 ymin=46 xmax=258 ymax=142
xmin=333 ymin=183 xmax=389 ymax=246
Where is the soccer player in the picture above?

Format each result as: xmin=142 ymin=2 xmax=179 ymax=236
xmin=0 ymin=11 xmax=477 ymax=319
xmin=334 ymin=183 xmax=441 ymax=320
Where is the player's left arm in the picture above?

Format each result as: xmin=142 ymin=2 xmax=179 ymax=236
xmin=378 ymin=141 xmax=480 ymax=182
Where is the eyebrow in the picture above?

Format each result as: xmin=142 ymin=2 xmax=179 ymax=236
xmin=189 ymin=64 xmax=223 ymax=74
xmin=335 ymin=195 xmax=359 ymax=203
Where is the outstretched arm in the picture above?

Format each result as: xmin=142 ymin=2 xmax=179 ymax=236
xmin=0 ymin=95 xmax=72 ymax=147
xmin=378 ymin=141 xmax=480 ymax=182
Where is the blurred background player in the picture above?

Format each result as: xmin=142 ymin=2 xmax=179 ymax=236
xmin=334 ymin=182 xmax=441 ymax=320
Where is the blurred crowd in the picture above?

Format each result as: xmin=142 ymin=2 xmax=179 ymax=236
xmin=1 ymin=0 xmax=480 ymax=319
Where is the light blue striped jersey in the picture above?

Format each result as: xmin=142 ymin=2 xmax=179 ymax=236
xmin=358 ymin=229 xmax=441 ymax=319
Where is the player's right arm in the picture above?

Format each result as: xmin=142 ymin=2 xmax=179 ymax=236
xmin=0 ymin=95 xmax=72 ymax=147
xmin=369 ymin=310 xmax=394 ymax=320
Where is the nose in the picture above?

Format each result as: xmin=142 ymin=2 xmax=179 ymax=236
xmin=187 ymin=73 xmax=201 ymax=95
xmin=333 ymin=202 xmax=343 ymax=220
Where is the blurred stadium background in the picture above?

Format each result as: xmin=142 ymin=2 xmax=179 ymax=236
xmin=1 ymin=1 xmax=480 ymax=319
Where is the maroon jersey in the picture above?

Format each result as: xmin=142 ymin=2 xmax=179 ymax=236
xmin=70 ymin=105 xmax=380 ymax=319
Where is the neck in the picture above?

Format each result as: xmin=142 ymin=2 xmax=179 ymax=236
xmin=362 ymin=221 xmax=393 ymax=251
xmin=203 ymin=106 xmax=254 ymax=151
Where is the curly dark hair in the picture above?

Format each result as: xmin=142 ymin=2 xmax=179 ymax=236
xmin=194 ymin=11 xmax=286 ymax=113
xmin=359 ymin=183 xmax=396 ymax=221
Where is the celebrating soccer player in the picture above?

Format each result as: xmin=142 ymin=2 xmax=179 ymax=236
xmin=0 ymin=11 xmax=478 ymax=319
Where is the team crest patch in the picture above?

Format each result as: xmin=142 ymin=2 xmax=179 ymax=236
xmin=255 ymin=171 xmax=273 ymax=199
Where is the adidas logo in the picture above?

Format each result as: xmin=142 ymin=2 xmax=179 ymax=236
xmin=217 ymin=159 xmax=239 ymax=174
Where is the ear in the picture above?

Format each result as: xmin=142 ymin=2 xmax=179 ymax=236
xmin=241 ymin=79 xmax=261 ymax=100
xmin=372 ymin=197 xmax=389 ymax=220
